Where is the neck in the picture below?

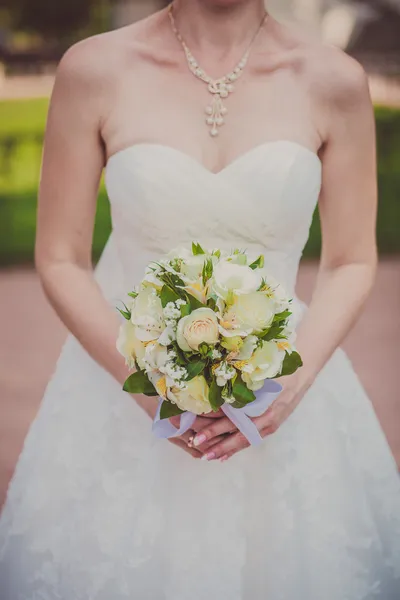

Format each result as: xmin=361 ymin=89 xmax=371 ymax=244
xmin=170 ymin=0 xmax=267 ymax=51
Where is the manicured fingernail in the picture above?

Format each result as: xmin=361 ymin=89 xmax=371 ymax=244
xmin=193 ymin=433 xmax=207 ymax=446
xmin=220 ymin=455 xmax=229 ymax=463
xmin=201 ymin=451 xmax=216 ymax=461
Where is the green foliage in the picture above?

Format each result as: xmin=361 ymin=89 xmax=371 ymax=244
xmin=276 ymin=351 xmax=303 ymax=378
xmin=231 ymin=374 xmax=256 ymax=408
xmin=160 ymin=401 xmax=184 ymax=420
xmin=160 ymin=285 xmax=181 ymax=308
xmin=192 ymin=241 xmax=205 ymax=255
xmin=185 ymin=292 xmax=206 ymax=311
xmin=249 ymin=254 xmax=264 ymax=269
xmin=209 ymin=378 xmax=224 ymax=411
xmin=116 ymin=302 xmax=131 ymax=320
xmin=202 ymin=257 xmax=213 ymax=286
xmin=123 ymin=371 xmax=158 ymax=396
xmin=185 ymin=359 xmax=207 ymax=381
xmin=1 ymin=100 xmax=400 ymax=266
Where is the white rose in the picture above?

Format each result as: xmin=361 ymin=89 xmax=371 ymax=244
xmin=167 ymin=375 xmax=212 ymax=415
xmin=176 ymin=307 xmax=219 ymax=352
xmin=220 ymin=292 xmax=275 ymax=336
xmin=116 ymin=321 xmax=146 ymax=369
xmin=131 ymin=287 xmax=165 ymax=342
xmin=241 ymin=341 xmax=285 ymax=391
xmin=212 ymin=261 xmax=262 ymax=300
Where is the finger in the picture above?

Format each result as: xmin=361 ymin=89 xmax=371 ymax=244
xmin=196 ymin=434 xmax=229 ymax=452
xmin=192 ymin=417 xmax=237 ymax=447
xmin=168 ymin=437 xmax=201 ymax=459
xmin=201 ymin=431 xmax=251 ymax=461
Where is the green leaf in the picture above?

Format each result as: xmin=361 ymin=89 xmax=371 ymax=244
xmin=249 ymin=254 xmax=265 ymax=269
xmin=277 ymin=351 xmax=303 ymax=377
xmin=212 ymin=249 xmax=221 ymax=259
xmin=185 ymin=292 xmax=206 ymax=311
xmin=116 ymin=302 xmax=131 ymax=321
xmin=160 ymin=401 xmax=185 ymax=420
xmin=202 ymin=257 xmax=214 ymax=286
xmin=160 ymin=284 xmax=181 ymax=308
xmin=260 ymin=325 xmax=285 ymax=341
xmin=192 ymin=241 xmax=206 ymax=255
xmin=158 ymin=270 xmax=185 ymax=290
xmin=123 ymin=371 xmax=158 ymax=395
xmin=198 ymin=343 xmax=210 ymax=358
xmin=127 ymin=291 xmax=138 ymax=298
xmin=185 ymin=359 xmax=207 ymax=380
xmin=206 ymin=296 xmax=217 ymax=311
xmin=209 ymin=378 xmax=225 ymax=411
xmin=180 ymin=303 xmax=191 ymax=317
xmin=273 ymin=310 xmax=291 ymax=323
xmin=232 ymin=374 xmax=256 ymax=407
xmin=171 ymin=342 xmax=190 ymax=366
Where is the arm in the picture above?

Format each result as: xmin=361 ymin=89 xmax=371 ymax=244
xmin=193 ymin=57 xmax=378 ymax=460
xmin=36 ymin=41 xmax=130 ymax=388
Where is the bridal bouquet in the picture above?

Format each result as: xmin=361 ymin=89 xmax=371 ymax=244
xmin=116 ymin=243 xmax=302 ymax=445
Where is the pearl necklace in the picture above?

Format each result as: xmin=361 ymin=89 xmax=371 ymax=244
xmin=168 ymin=3 xmax=268 ymax=137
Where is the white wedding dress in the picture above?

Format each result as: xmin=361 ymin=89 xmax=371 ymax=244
xmin=1 ymin=140 xmax=400 ymax=600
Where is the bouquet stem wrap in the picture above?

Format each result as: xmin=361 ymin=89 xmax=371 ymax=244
xmin=152 ymin=380 xmax=282 ymax=447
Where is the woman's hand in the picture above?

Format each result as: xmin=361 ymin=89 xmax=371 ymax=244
xmin=135 ymin=395 xmax=227 ymax=459
xmin=170 ymin=409 xmax=230 ymax=458
xmin=192 ymin=375 xmax=307 ymax=461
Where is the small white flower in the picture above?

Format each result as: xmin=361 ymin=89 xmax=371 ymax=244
xmin=211 ymin=348 xmax=222 ymax=360
xmin=214 ymin=362 xmax=236 ymax=387
xmin=163 ymin=302 xmax=181 ymax=320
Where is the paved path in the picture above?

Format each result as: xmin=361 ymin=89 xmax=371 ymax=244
xmin=0 ymin=261 xmax=399 ymax=506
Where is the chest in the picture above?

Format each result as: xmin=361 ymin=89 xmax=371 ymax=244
xmin=102 ymin=59 xmax=320 ymax=173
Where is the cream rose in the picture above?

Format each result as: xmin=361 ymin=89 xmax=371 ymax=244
xmin=220 ymin=292 xmax=275 ymax=337
xmin=116 ymin=321 xmax=146 ymax=370
xmin=211 ymin=261 xmax=262 ymax=300
xmin=167 ymin=376 xmax=212 ymax=415
xmin=131 ymin=287 xmax=165 ymax=342
xmin=176 ymin=307 xmax=219 ymax=352
xmin=241 ymin=341 xmax=285 ymax=391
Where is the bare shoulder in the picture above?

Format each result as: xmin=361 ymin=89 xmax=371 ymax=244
xmin=306 ymin=44 xmax=370 ymax=110
xmin=55 ymin=11 xmax=163 ymax=91
xmin=273 ymin=20 xmax=370 ymax=110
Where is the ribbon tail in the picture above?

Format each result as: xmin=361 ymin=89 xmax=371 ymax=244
xmin=221 ymin=381 xmax=283 ymax=446
xmin=152 ymin=399 xmax=196 ymax=439
xmin=222 ymin=404 xmax=263 ymax=446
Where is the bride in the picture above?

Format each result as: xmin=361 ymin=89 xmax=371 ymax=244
xmin=1 ymin=0 xmax=400 ymax=598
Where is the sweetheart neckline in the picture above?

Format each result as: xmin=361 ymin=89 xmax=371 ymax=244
xmin=105 ymin=139 xmax=322 ymax=176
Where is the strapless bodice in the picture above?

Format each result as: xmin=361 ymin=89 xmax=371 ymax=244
xmin=104 ymin=140 xmax=322 ymax=297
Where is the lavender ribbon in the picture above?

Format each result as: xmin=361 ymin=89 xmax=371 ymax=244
xmin=152 ymin=379 xmax=282 ymax=446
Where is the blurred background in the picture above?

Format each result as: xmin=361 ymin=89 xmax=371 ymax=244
xmin=0 ymin=0 xmax=399 ymax=505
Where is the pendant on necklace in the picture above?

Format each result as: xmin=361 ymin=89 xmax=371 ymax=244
xmin=205 ymin=81 xmax=233 ymax=137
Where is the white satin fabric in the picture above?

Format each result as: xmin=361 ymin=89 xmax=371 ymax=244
xmin=1 ymin=140 xmax=400 ymax=599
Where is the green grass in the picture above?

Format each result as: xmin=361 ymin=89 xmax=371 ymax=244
xmin=0 ymin=98 xmax=399 ymax=266
xmin=0 ymin=98 xmax=49 ymax=136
